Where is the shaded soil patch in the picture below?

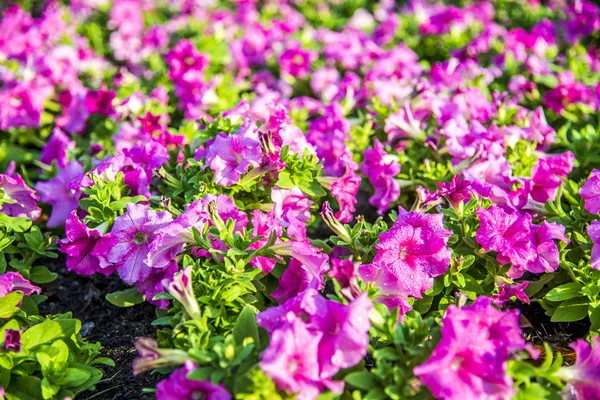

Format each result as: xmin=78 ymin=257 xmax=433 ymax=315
xmin=39 ymin=259 xmax=162 ymax=400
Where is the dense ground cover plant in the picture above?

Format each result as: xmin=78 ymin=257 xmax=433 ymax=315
xmin=1 ymin=0 xmax=600 ymax=399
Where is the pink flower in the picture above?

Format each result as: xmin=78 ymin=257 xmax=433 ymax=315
xmin=35 ymin=160 xmax=84 ymax=228
xmin=0 ymin=272 xmax=40 ymax=297
xmin=156 ymin=361 xmax=231 ymax=400
xmin=263 ymin=103 xmax=315 ymax=155
xmin=85 ymin=88 xmax=116 ymax=116
xmin=544 ymin=82 xmax=595 ymax=114
xmin=259 ymin=317 xmax=324 ymax=400
xmin=414 ymin=297 xmax=531 ymax=400
xmin=279 ymin=45 xmax=316 ymax=78
xmin=557 ymin=337 xmax=600 ymax=400
xmin=522 ymin=222 xmax=569 ymax=277
xmin=59 ymin=212 xmax=117 ymax=276
xmin=320 ymin=154 xmax=361 ymax=223
xmin=587 ymin=221 xmax=600 ymax=270
xmin=205 ymin=122 xmax=261 ymax=186
xmin=476 ymin=206 xmax=536 ymax=269
xmin=258 ymin=290 xmax=372 ymax=398
xmin=491 ymin=282 xmax=529 ymax=307
xmin=271 ymin=258 xmax=320 ymax=304
xmin=529 ymin=152 xmax=574 ymax=203
xmin=361 ymin=209 xmax=452 ymax=316
xmin=40 ymin=127 xmax=74 ymax=168
xmin=249 ymin=210 xmax=282 ymax=274
xmin=436 ymin=175 xmax=473 ymax=209
xmin=107 ymin=204 xmax=173 ymax=285
xmin=270 ymin=240 xmax=329 ymax=288
xmin=360 ymin=140 xmax=400 ymax=215
xmin=0 ymin=172 xmax=41 ymax=221
xmin=580 ymin=169 xmax=600 ymax=214
xmin=271 ymin=186 xmax=313 ymax=226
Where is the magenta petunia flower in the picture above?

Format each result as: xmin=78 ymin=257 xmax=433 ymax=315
xmin=476 ymin=206 xmax=537 ymax=269
xmin=270 ymin=240 xmax=329 ymax=288
xmin=320 ymin=154 xmax=361 ymax=223
xmin=260 ymin=317 xmax=324 ymax=400
xmin=249 ymin=210 xmax=282 ymax=274
xmin=39 ymin=127 xmax=74 ymax=168
xmin=107 ymin=204 xmax=173 ymax=285
xmin=523 ymin=222 xmax=569 ymax=277
xmin=0 ymin=172 xmax=41 ymax=221
xmin=360 ymin=140 xmax=401 ymax=215
xmin=279 ymin=45 xmax=317 ymax=79
xmin=491 ymin=282 xmax=529 ymax=307
xmin=580 ymin=169 xmax=600 ymax=214
xmin=271 ymin=186 xmax=313 ymax=226
xmin=0 ymin=271 xmax=40 ymax=297
xmin=414 ymin=297 xmax=531 ymax=400
xmin=271 ymin=258 xmax=320 ymax=304
xmin=529 ymin=152 xmax=574 ymax=203
xmin=557 ymin=337 xmax=600 ymax=400
xmin=156 ymin=361 xmax=231 ymax=400
xmin=587 ymin=220 xmax=600 ymax=270
xmin=85 ymin=88 xmax=116 ymax=116
xmin=205 ymin=121 xmax=261 ymax=186
xmin=4 ymin=329 xmax=21 ymax=352
xmin=362 ymin=209 xmax=452 ymax=316
xmin=258 ymin=290 xmax=371 ymax=398
xmin=35 ymin=160 xmax=84 ymax=228
xmin=59 ymin=212 xmax=117 ymax=276
xmin=436 ymin=175 xmax=473 ymax=209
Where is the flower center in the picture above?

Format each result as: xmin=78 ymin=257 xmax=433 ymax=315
xmin=134 ymin=232 xmax=148 ymax=245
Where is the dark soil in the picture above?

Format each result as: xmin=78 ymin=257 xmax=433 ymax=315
xmin=39 ymin=259 xmax=162 ymax=400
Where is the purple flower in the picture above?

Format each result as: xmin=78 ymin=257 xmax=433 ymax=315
xmin=529 ymin=152 xmax=574 ymax=203
xmin=133 ymin=337 xmax=190 ymax=376
xmin=523 ymin=107 xmax=555 ymax=149
xmin=557 ymin=337 xmax=600 ymax=400
xmin=205 ymin=122 xmax=261 ymax=186
xmin=0 ymin=272 xmax=40 ymax=297
xmin=40 ymin=127 xmax=74 ymax=168
xmin=580 ymin=169 xmax=600 ymax=214
xmin=361 ymin=209 xmax=452 ymax=317
xmin=107 ymin=204 xmax=173 ymax=285
xmin=544 ymin=82 xmax=595 ymax=114
xmin=162 ymin=266 xmax=201 ymax=321
xmin=587 ymin=221 xmax=600 ymax=270
xmin=476 ymin=206 xmax=537 ymax=269
xmin=0 ymin=173 xmax=41 ymax=221
xmin=59 ymin=212 xmax=117 ymax=276
xmin=271 ymin=258 xmax=320 ymax=304
xmin=249 ymin=210 xmax=282 ymax=274
xmin=156 ymin=361 xmax=231 ymax=400
xmin=35 ymin=160 xmax=84 ymax=228
xmin=4 ymin=329 xmax=21 ymax=352
xmin=414 ymin=297 xmax=531 ymax=400
xmin=360 ymin=140 xmax=401 ymax=215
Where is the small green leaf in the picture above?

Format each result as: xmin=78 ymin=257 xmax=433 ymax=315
xmin=545 ymin=282 xmax=583 ymax=302
xmin=59 ymin=368 xmax=92 ymax=388
xmin=551 ymin=297 xmax=589 ymax=322
xmin=345 ymin=371 xmax=377 ymax=390
xmin=106 ymin=288 xmax=145 ymax=307
xmin=0 ymin=292 xmax=23 ymax=319
xmin=21 ymin=319 xmax=81 ymax=349
xmin=233 ymin=306 xmax=260 ymax=348
xmin=30 ymin=266 xmax=58 ymax=284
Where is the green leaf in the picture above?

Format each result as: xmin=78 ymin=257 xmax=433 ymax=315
xmin=5 ymin=376 xmax=43 ymax=400
xmin=345 ymin=371 xmax=377 ymax=390
xmin=589 ymin=305 xmax=600 ymax=330
xmin=30 ymin=266 xmax=58 ymax=284
xmin=233 ymin=305 xmax=260 ymax=348
xmin=0 ymin=214 xmax=32 ymax=232
xmin=21 ymin=319 xmax=81 ymax=349
xmin=545 ymin=282 xmax=583 ymax=302
xmin=550 ymin=297 xmax=589 ymax=322
xmin=106 ymin=288 xmax=145 ymax=307
xmin=59 ymin=368 xmax=92 ymax=388
xmin=0 ymin=291 xmax=24 ymax=319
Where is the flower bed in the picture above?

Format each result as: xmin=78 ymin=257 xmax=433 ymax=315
xmin=1 ymin=0 xmax=600 ymax=399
